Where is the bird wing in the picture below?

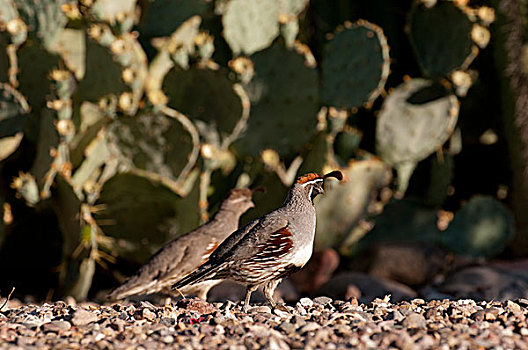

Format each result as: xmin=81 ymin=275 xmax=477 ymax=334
xmin=172 ymin=215 xmax=288 ymax=290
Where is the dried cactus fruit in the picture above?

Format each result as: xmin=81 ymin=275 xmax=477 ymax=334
xmin=222 ymin=0 xmax=280 ymax=55
xmin=15 ymin=0 xmax=68 ymax=49
xmin=236 ymin=42 xmax=319 ymax=156
xmin=315 ymin=159 xmax=392 ymax=249
xmin=442 ymin=196 xmax=515 ymax=257
xmin=376 ymin=78 xmax=459 ymax=193
xmin=408 ymin=1 xmax=474 ymax=79
xmin=321 ymin=20 xmax=390 ymax=109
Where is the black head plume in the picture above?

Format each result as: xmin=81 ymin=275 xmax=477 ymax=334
xmin=323 ymin=170 xmax=343 ymax=181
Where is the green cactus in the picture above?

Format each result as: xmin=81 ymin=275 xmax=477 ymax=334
xmin=236 ymin=42 xmax=319 ymax=156
xmin=376 ymin=78 xmax=459 ymax=193
xmin=314 ymin=158 xmax=392 ymax=250
xmin=105 ymin=110 xmax=200 ymax=188
xmin=333 ymin=127 xmax=362 ymax=165
xmin=76 ymin=26 xmax=147 ymax=115
xmin=94 ymin=172 xmax=200 ymax=264
xmin=49 ymin=29 xmax=85 ymax=80
xmin=162 ymin=67 xmax=244 ymax=139
xmin=15 ymin=0 xmax=68 ymax=49
xmin=137 ymin=0 xmax=208 ymax=39
xmin=0 ymin=33 xmax=9 ymax=82
xmin=442 ymin=196 xmax=515 ymax=258
xmin=408 ymin=1 xmax=474 ymax=79
xmin=321 ymin=20 xmax=390 ymax=109
xmin=17 ymin=42 xmax=61 ymax=109
xmin=0 ymin=83 xmax=29 ymax=161
xmin=90 ymin=0 xmax=137 ymax=33
xmin=222 ymin=0 xmax=280 ymax=55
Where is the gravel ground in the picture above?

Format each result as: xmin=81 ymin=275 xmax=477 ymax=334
xmin=1 ymin=296 xmax=528 ymax=349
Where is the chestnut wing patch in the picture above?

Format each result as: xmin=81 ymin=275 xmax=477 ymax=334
xmin=253 ymin=227 xmax=294 ymax=263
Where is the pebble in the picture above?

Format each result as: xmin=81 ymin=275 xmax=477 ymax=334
xmin=248 ymin=306 xmax=271 ymax=314
xmin=402 ymin=312 xmax=427 ymax=329
xmin=41 ymin=320 xmax=71 ymax=332
xmin=313 ymin=296 xmax=333 ymax=307
xmin=299 ymin=298 xmax=313 ymax=308
xmin=71 ymin=308 xmax=98 ymax=326
xmin=0 ymin=298 xmax=526 ymax=349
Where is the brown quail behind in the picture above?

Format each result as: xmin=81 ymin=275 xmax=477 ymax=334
xmin=107 ymin=188 xmax=257 ymax=301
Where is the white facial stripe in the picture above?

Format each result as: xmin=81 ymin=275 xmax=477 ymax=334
xmin=301 ymin=179 xmax=323 ymax=187
xmin=228 ymin=197 xmax=247 ymax=204
xmin=308 ymin=186 xmax=313 ymax=199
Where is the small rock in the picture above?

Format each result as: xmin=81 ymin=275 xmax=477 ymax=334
xmin=402 ymin=312 xmax=426 ymax=329
xmin=279 ymin=322 xmax=296 ymax=334
xmin=159 ymin=317 xmax=176 ymax=327
xmin=292 ymin=315 xmax=306 ymax=327
xmin=142 ymin=308 xmax=156 ymax=321
xmin=299 ymin=322 xmax=320 ymax=334
xmin=387 ymin=310 xmax=405 ymax=322
xmin=299 ymin=298 xmax=313 ymax=308
xmin=313 ymin=296 xmax=333 ymax=307
xmin=71 ymin=308 xmax=98 ymax=326
xmin=161 ymin=335 xmax=174 ymax=344
xmin=247 ymin=306 xmax=271 ymax=314
xmin=507 ymin=300 xmax=521 ymax=313
xmin=42 ymin=320 xmax=71 ymax=332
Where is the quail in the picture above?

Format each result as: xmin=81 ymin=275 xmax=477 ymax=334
xmin=107 ymin=188 xmax=258 ymax=301
xmin=172 ymin=171 xmax=343 ymax=307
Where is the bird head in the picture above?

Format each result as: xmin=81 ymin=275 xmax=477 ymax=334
xmin=221 ymin=186 xmax=266 ymax=213
xmin=294 ymin=170 xmax=343 ymax=203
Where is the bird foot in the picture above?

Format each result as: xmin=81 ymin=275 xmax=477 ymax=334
xmin=272 ymin=303 xmax=289 ymax=313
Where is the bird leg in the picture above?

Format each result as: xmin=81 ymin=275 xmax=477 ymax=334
xmin=263 ymin=279 xmax=281 ymax=307
xmin=243 ymin=285 xmax=258 ymax=311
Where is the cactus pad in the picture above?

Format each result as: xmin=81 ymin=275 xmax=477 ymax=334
xmin=0 ymin=83 xmax=29 ymax=160
xmin=162 ymin=67 xmax=244 ymax=138
xmin=106 ymin=111 xmax=198 ymax=184
xmin=315 ymin=159 xmax=392 ymax=249
xmin=15 ymin=0 xmax=68 ymax=49
xmin=408 ymin=1 xmax=474 ymax=79
xmin=17 ymin=42 xmax=61 ymax=109
xmin=91 ymin=0 xmax=137 ymax=33
xmin=376 ymin=78 xmax=459 ymax=192
xmin=137 ymin=0 xmax=208 ymax=38
xmin=322 ymin=20 xmax=390 ymax=109
xmin=236 ymin=42 xmax=319 ymax=156
xmin=442 ymin=196 xmax=515 ymax=257
xmin=222 ymin=0 xmax=280 ymax=55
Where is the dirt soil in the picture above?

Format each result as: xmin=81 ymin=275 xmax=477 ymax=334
xmin=1 ymin=296 xmax=527 ymax=349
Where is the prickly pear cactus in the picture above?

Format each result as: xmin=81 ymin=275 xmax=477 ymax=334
xmin=0 ymin=34 xmax=9 ymax=82
xmin=94 ymin=172 xmax=200 ymax=264
xmin=162 ymin=67 xmax=244 ymax=138
xmin=90 ymin=0 xmax=137 ymax=33
xmin=76 ymin=25 xmax=147 ymax=115
xmin=17 ymin=42 xmax=61 ymax=109
xmin=137 ymin=0 xmax=208 ymax=38
xmin=236 ymin=42 xmax=319 ymax=156
xmin=106 ymin=110 xmax=200 ymax=187
xmin=376 ymin=78 xmax=459 ymax=193
xmin=442 ymin=196 xmax=515 ymax=257
xmin=315 ymin=159 xmax=392 ymax=249
xmin=15 ymin=0 xmax=68 ymax=49
xmin=222 ymin=0 xmax=280 ymax=55
xmin=0 ymin=83 xmax=29 ymax=161
xmin=321 ymin=20 xmax=390 ymax=109
xmin=408 ymin=1 xmax=474 ymax=79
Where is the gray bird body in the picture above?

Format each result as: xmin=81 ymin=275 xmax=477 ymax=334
xmin=107 ymin=189 xmax=255 ymax=301
xmin=172 ymin=171 xmax=343 ymax=307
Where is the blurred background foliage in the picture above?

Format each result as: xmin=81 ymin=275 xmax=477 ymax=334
xmin=0 ymin=0 xmax=526 ymax=301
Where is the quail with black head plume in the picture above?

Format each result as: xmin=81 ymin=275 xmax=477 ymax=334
xmin=172 ymin=171 xmax=343 ymax=307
